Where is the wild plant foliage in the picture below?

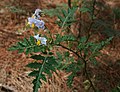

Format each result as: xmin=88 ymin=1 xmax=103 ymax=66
xmin=9 ymin=0 xmax=117 ymax=92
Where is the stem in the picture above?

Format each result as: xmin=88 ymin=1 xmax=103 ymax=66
xmin=82 ymin=58 xmax=96 ymax=92
xmin=57 ymin=44 xmax=80 ymax=57
xmin=85 ymin=21 xmax=93 ymax=43
xmin=68 ymin=0 xmax=71 ymax=8
xmin=92 ymin=0 xmax=96 ymax=20
xmin=85 ymin=0 xmax=96 ymax=43
xmin=56 ymin=43 xmax=96 ymax=92
xmin=84 ymin=1 xmax=97 ymax=91
xmin=78 ymin=3 xmax=82 ymax=38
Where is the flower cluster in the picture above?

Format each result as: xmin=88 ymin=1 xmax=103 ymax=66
xmin=27 ymin=9 xmax=45 ymax=29
xmin=28 ymin=18 xmax=45 ymax=29
xmin=27 ymin=9 xmax=47 ymax=46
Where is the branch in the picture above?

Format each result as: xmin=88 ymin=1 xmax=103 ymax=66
xmin=56 ymin=44 xmax=80 ymax=58
xmin=55 ymin=43 xmax=97 ymax=92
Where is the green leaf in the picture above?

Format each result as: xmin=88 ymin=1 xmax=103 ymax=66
xmin=8 ymin=45 xmax=18 ymax=51
xmin=113 ymin=7 xmax=120 ymax=19
xmin=43 ymin=67 xmax=52 ymax=76
xmin=23 ymin=38 xmax=30 ymax=46
xmin=33 ymin=45 xmax=47 ymax=53
xmin=56 ymin=7 xmax=77 ymax=28
xmin=61 ymin=9 xmax=67 ymax=17
xmin=62 ymin=35 xmax=76 ymax=41
xmin=47 ymin=56 xmax=58 ymax=66
xmin=31 ymin=58 xmax=46 ymax=92
xmin=61 ymin=8 xmax=77 ymax=28
xmin=30 ymin=55 xmax=45 ymax=61
xmin=34 ymin=46 xmax=40 ymax=53
xmin=64 ymin=51 xmax=70 ymax=57
xmin=18 ymin=49 xmax=24 ymax=53
xmin=17 ymin=41 xmax=26 ymax=47
xmin=29 ymin=36 xmax=35 ymax=45
xmin=26 ymin=62 xmax=42 ymax=69
xmin=8 ymin=36 xmax=39 ymax=54
xmin=43 ymin=7 xmax=62 ymax=17
xmin=89 ymin=57 xmax=99 ymax=66
xmin=29 ymin=70 xmax=39 ymax=77
xmin=40 ymin=74 xmax=47 ymax=82
xmin=65 ymin=63 xmax=77 ymax=72
xmin=32 ymin=79 xmax=41 ymax=92
xmin=57 ymin=15 xmax=64 ymax=22
xmin=48 ymin=52 xmax=53 ymax=55
xmin=67 ymin=73 xmax=75 ymax=87
xmin=56 ymin=52 xmax=63 ymax=60
xmin=28 ymin=56 xmax=58 ymax=92
xmin=45 ymin=64 xmax=56 ymax=72
xmin=80 ymin=7 xmax=91 ymax=13
xmin=25 ymin=48 xmax=33 ymax=55
xmin=79 ymin=36 xmax=87 ymax=43
xmin=55 ymin=34 xmax=76 ymax=44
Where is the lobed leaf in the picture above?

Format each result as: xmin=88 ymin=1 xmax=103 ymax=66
xmin=27 ymin=55 xmax=58 ymax=92
xmin=26 ymin=62 xmax=42 ymax=69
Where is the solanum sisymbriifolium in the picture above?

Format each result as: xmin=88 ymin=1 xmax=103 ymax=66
xmin=9 ymin=1 xmax=114 ymax=92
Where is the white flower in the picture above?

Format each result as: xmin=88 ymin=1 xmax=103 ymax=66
xmin=34 ymin=34 xmax=47 ymax=45
xmin=32 ymin=9 xmax=42 ymax=19
xmin=34 ymin=34 xmax=39 ymax=39
xmin=35 ymin=20 xmax=45 ymax=29
xmin=35 ymin=9 xmax=42 ymax=15
xmin=32 ymin=14 xmax=40 ymax=19
xmin=27 ymin=17 xmax=45 ymax=29
xmin=28 ymin=17 xmax=36 ymax=24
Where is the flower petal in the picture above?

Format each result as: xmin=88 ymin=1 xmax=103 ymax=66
xmin=34 ymin=34 xmax=40 ymax=40
xmin=34 ymin=34 xmax=47 ymax=45
xmin=35 ymin=9 xmax=41 ymax=15
xmin=39 ymin=37 xmax=47 ymax=45
xmin=35 ymin=20 xmax=45 ymax=29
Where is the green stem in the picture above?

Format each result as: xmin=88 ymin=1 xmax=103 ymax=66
xmin=34 ymin=57 xmax=47 ymax=92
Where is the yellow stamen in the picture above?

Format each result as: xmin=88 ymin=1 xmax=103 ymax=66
xmin=31 ymin=23 xmax=35 ymax=28
xmin=36 ymin=40 xmax=41 ymax=46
